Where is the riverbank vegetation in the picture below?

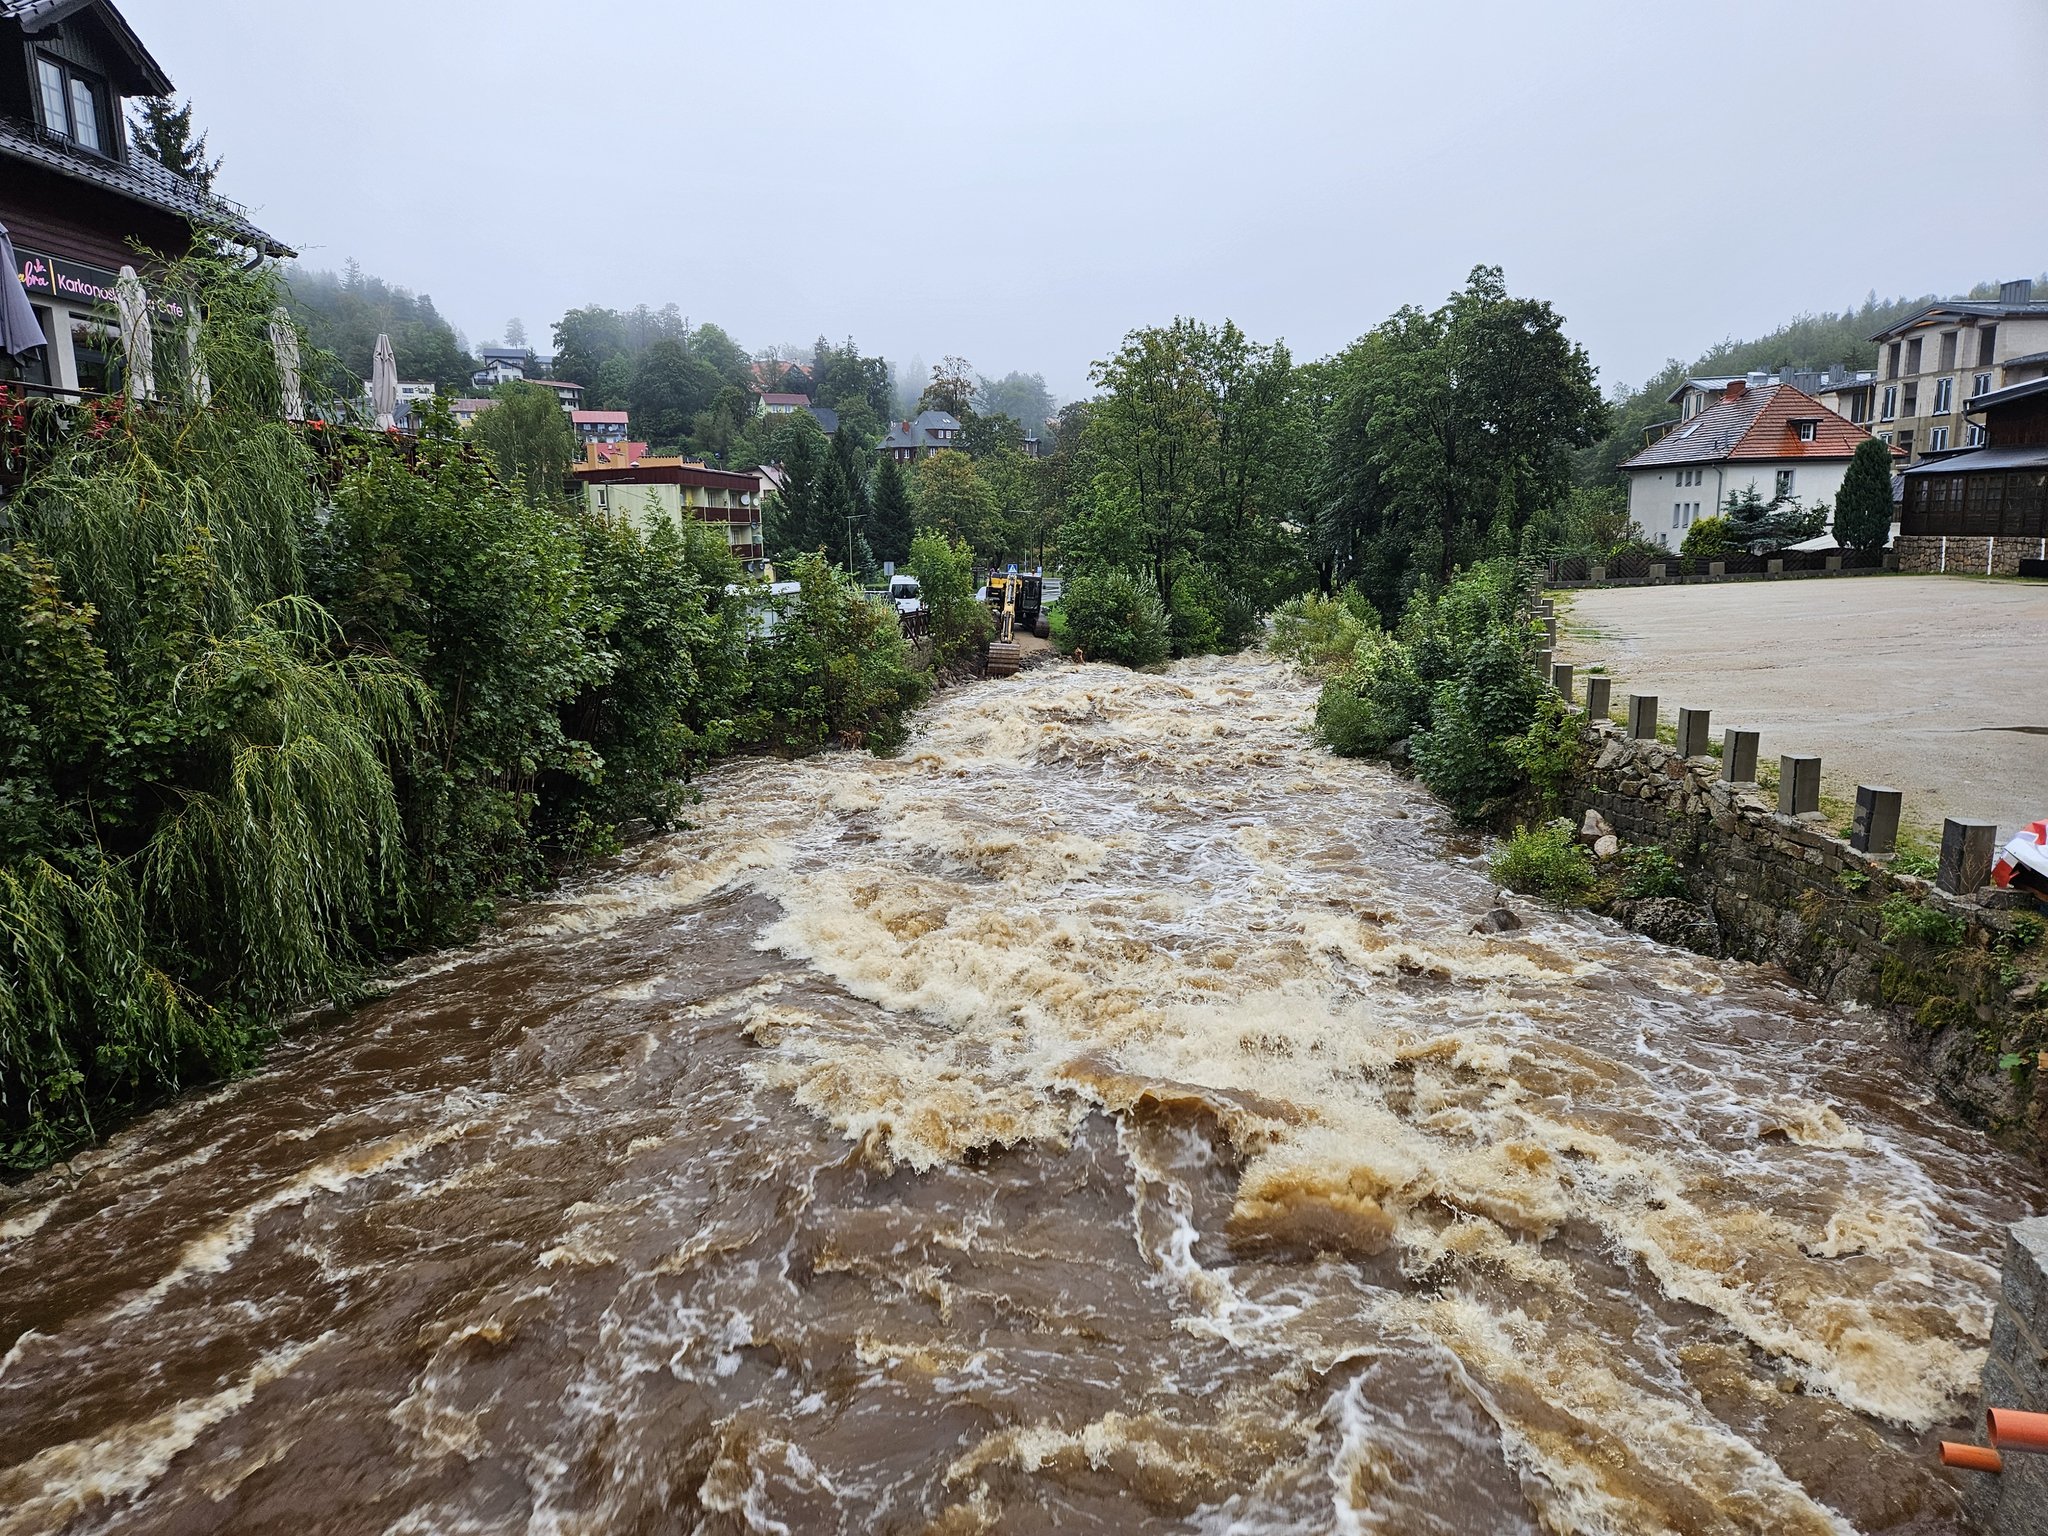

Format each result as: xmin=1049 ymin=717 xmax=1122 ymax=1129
xmin=0 ymin=256 xmax=937 ymax=1174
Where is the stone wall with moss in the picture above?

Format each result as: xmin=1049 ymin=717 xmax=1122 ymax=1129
xmin=1553 ymin=718 xmax=2048 ymax=1161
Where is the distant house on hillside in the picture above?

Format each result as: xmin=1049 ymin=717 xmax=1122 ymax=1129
xmin=1618 ymin=382 xmax=1886 ymax=548
xmin=525 ymin=377 xmax=583 ymax=411
xmin=450 ymin=397 xmax=496 ymax=428
xmin=471 ymin=346 xmax=533 ymax=389
xmin=1869 ymin=280 xmax=2048 ymax=465
xmin=757 ymin=391 xmax=808 ymax=416
xmin=881 ymin=409 xmax=963 ymax=463
xmin=1897 ymin=375 xmax=2048 ymax=574
xmin=572 ymin=409 xmax=629 ymax=446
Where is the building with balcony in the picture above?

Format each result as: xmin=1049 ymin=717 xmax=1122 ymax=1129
xmin=571 ymin=408 xmax=629 ymax=446
xmin=570 ymin=457 xmax=765 ymax=561
xmin=1868 ymin=281 xmax=2048 ymax=465
xmin=0 ymin=0 xmax=289 ymax=395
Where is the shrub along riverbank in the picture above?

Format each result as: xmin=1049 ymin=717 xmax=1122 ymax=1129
xmin=0 ymin=257 xmax=934 ymax=1175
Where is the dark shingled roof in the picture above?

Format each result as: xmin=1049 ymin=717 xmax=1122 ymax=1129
xmin=0 ymin=117 xmax=291 ymax=255
xmin=4 ymin=0 xmax=171 ymax=96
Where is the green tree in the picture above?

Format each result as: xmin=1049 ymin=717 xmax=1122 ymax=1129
xmin=631 ymin=338 xmax=723 ymax=449
xmin=314 ymin=420 xmax=603 ymax=933
xmin=919 ymin=356 xmax=977 ymax=419
xmin=1833 ymin=436 xmax=1896 ymax=551
xmin=963 ymin=411 xmax=1027 ymax=459
xmin=870 ymin=458 xmax=915 ymax=567
xmin=765 ymin=416 xmax=857 ymax=565
xmin=1058 ymin=570 xmax=1171 ymax=668
xmin=1067 ymin=318 xmax=1312 ymax=646
xmin=129 ymin=97 xmax=221 ymax=191
xmin=553 ymin=305 xmax=630 ymax=392
xmin=741 ymin=555 xmax=929 ymax=755
xmin=912 ymin=452 xmax=999 ymax=554
xmin=471 ymin=383 xmax=577 ymax=506
xmin=1719 ymin=485 xmax=1824 ymax=552
xmin=1322 ymin=266 xmax=1605 ymax=617
xmin=907 ymin=531 xmax=988 ymax=667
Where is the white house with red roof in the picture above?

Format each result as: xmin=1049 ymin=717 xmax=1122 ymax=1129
xmin=1618 ymin=381 xmax=1887 ymax=548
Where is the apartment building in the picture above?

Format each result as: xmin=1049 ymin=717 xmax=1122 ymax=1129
xmin=569 ymin=457 xmax=765 ymax=561
xmin=1869 ymin=280 xmax=2048 ymax=464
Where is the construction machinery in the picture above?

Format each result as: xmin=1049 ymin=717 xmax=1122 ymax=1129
xmin=982 ymin=567 xmax=1046 ymax=677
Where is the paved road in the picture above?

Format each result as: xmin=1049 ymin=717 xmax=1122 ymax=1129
xmin=1558 ymin=575 xmax=2048 ymax=843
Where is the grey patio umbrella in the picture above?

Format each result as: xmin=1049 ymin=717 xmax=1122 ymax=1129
xmin=115 ymin=265 xmax=154 ymax=401
xmin=184 ymin=313 xmax=211 ymax=407
xmin=370 ymin=332 xmax=398 ymax=429
xmin=0 ymin=222 xmax=47 ymax=360
xmin=268 ymin=305 xmax=303 ymax=421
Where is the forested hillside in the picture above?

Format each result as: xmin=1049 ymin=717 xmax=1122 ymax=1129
xmin=284 ymin=262 xmax=476 ymax=391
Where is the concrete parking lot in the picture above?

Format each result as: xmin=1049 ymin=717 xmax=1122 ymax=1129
xmin=1557 ymin=575 xmax=2048 ymax=843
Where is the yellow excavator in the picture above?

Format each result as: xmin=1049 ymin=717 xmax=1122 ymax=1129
xmin=983 ymin=568 xmax=1045 ymax=677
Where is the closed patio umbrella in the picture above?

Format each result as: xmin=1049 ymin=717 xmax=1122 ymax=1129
xmin=269 ymin=305 xmax=303 ymax=421
xmin=370 ymin=332 xmax=397 ymax=429
xmin=0 ymin=222 xmax=47 ymax=360
xmin=115 ymin=265 xmax=154 ymax=401
xmin=184 ymin=313 xmax=211 ymax=407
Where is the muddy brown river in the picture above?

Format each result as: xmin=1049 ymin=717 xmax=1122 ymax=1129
xmin=2 ymin=655 xmax=2041 ymax=1534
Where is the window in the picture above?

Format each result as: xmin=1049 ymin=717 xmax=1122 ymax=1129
xmin=1929 ymin=426 xmax=1949 ymax=452
xmin=1906 ymin=337 xmax=1922 ymax=374
xmin=1887 ymin=342 xmax=1902 ymax=379
xmin=70 ymin=319 xmax=116 ymax=394
xmin=1968 ymin=424 xmax=1986 ymax=447
xmin=1980 ymin=325 xmax=1998 ymax=365
xmin=1880 ymin=386 xmax=1898 ymax=421
xmin=1797 ymin=421 xmax=1817 ymax=442
xmin=1933 ymin=377 xmax=1953 ymax=414
xmin=34 ymin=55 xmax=106 ymax=152
xmin=1902 ymin=383 xmax=1918 ymax=417
xmin=1973 ymin=372 xmax=1993 ymax=400
xmin=1939 ymin=331 xmax=1958 ymax=370
xmin=1775 ymin=470 xmax=1795 ymax=498
xmin=1899 ymin=430 xmax=1914 ymax=456
xmin=1879 ymin=431 xmax=1894 ymax=445
xmin=1673 ymin=503 xmax=1682 ymax=528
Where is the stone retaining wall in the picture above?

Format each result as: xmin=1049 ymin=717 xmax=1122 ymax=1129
xmin=1552 ymin=719 xmax=2048 ymax=1156
xmin=1974 ymin=1218 xmax=2048 ymax=1533
xmin=1895 ymin=534 xmax=2048 ymax=576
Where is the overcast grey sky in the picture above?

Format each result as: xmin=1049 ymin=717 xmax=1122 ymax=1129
xmin=122 ymin=0 xmax=2048 ymax=402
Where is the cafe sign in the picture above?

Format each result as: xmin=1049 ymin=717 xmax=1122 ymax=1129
xmin=15 ymin=248 xmax=186 ymax=318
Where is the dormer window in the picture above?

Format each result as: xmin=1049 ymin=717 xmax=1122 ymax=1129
xmin=36 ymin=54 xmax=108 ymax=154
xmin=1792 ymin=419 xmax=1818 ymax=443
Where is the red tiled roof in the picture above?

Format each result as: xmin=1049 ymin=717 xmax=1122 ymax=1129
xmin=571 ymin=410 xmax=630 ymax=425
xmin=759 ymin=392 xmax=811 ymax=406
xmin=1620 ymin=384 xmax=1876 ymax=469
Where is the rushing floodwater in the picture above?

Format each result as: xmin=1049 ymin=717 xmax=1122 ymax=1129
xmin=2 ymin=655 xmax=2041 ymax=1535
